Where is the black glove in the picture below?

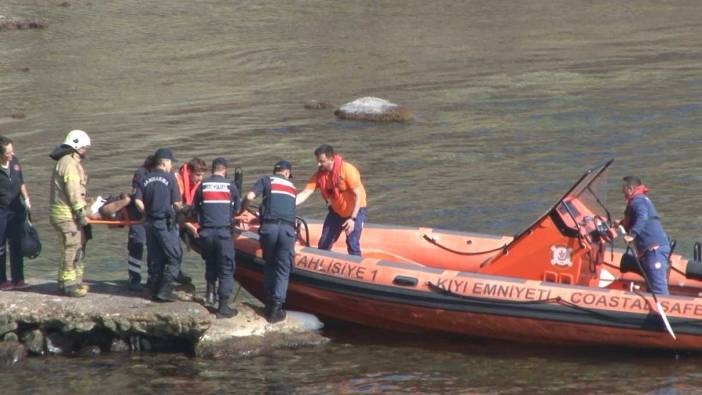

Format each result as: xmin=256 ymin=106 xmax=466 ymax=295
xmin=74 ymin=208 xmax=88 ymax=227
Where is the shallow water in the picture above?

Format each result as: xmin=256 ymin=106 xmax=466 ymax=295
xmin=2 ymin=0 xmax=702 ymax=392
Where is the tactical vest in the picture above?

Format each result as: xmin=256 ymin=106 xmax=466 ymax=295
xmin=261 ymin=175 xmax=296 ymax=224
xmin=198 ymin=175 xmax=236 ymax=228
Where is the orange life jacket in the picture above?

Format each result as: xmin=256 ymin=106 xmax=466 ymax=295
xmin=176 ymin=164 xmax=200 ymax=205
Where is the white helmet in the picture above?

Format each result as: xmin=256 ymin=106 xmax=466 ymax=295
xmin=63 ymin=129 xmax=91 ymax=150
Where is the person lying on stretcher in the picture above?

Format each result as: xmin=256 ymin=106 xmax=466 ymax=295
xmin=85 ymin=193 xmax=142 ymax=224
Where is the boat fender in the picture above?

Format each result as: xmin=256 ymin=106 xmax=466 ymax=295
xmin=694 ymin=242 xmax=701 ymax=263
xmin=685 ymin=261 xmax=702 ymax=282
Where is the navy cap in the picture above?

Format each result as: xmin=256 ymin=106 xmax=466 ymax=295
xmin=153 ymin=148 xmax=176 ymax=161
xmin=274 ymin=160 xmax=292 ymax=171
xmin=273 ymin=160 xmax=293 ymax=177
xmin=212 ymin=157 xmax=228 ymax=168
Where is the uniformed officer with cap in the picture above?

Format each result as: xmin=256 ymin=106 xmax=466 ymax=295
xmin=134 ymin=148 xmax=183 ymax=302
xmin=192 ymin=157 xmax=240 ymax=318
xmin=241 ymin=160 xmax=297 ymax=323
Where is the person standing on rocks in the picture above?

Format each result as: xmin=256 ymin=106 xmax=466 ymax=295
xmin=134 ymin=148 xmax=183 ymax=302
xmin=49 ymin=130 xmax=91 ymax=297
xmin=192 ymin=157 xmax=240 ymax=318
xmin=240 ymin=160 xmax=297 ymax=323
xmin=0 ymin=136 xmax=31 ymax=290
xmin=296 ymin=144 xmax=367 ymax=256
xmin=174 ymin=157 xmax=208 ymax=285
xmin=126 ymin=155 xmax=154 ymax=290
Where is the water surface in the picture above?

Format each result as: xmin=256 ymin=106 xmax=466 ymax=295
xmin=2 ymin=0 xmax=702 ymax=392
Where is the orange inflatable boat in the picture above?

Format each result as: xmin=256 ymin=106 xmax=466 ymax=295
xmin=233 ymin=160 xmax=702 ymax=351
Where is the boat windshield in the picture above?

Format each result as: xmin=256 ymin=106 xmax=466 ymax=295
xmin=559 ymin=159 xmax=612 ymax=222
xmin=512 ymin=159 xmax=613 ymax=243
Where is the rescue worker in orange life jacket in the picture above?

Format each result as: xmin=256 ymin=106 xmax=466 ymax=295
xmin=134 ymin=148 xmax=183 ymax=302
xmin=240 ymin=160 xmax=296 ymax=323
xmin=172 ymin=157 xmax=207 ymax=286
xmin=176 ymin=157 xmax=206 ymax=239
xmin=192 ymin=157 xmax=240 ymax=318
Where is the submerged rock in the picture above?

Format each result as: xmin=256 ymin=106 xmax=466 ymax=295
xmin=0 ymin=314 xmax=17 ymax=336
xmin=110 ymin=338 xmax=130 ymax=353
xmin=76 ymin=345 xmax=101 ymax=357
xmin=3 ymin=332 xmax=18 ymax=343
xmin=20 ymin=329 xmax=44 ymax=355
xmin=196 ymin=305 xmax=327 ymax=358
xmin=45 ymin=332 xmax=73 ymax=355
xmin=334 ymin=97 xmax=413 ymax=122
xmin=0 ymin=16 xmax=47 ymax=32
xmin=0 ymin=342 xmax=27 ymax=367
xmin=304 ymin=100 xmax=336 ymax=110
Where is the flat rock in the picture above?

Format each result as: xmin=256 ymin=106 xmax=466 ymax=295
xmin=334 ymin=96 xmax=413 ymax=122
xmin=196 ymin=304 xmax=328 ymax=358
xmin=0 ymin=280 xmax=211 ymax=339
xmin=0 ymin=279 xmax=325 ymax=358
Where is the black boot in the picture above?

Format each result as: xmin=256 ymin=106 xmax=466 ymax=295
xmin=128 ymin=272 xmax=141 ymax=290
xmin=154 ymin=282 xmax=177 ymax=302
xmin=206 ymin=282 xmax=216 ymax=306
xmin=216 ymin=301 xmax=238 ymax=319
xmin=175 ymin=271 xmax=192 ymax=285
xmin=263 ymin=297 xmax=272 ymax=317
xmin=266 ymin=302 xmax=286 ymax=323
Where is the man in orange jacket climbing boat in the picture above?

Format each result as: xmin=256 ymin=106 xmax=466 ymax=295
xmin=296 ymin=144 xmax=367 ymax=256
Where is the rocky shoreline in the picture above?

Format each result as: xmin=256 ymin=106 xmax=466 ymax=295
xmin=0 ymin=279 xmax=326 ymax=366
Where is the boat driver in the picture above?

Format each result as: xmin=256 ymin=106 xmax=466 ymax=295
xmin=619 ymin=175 xmax=671 ymax=295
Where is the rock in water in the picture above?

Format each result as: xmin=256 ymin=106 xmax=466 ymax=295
xmin=45 ymin=332 xmax=73 ymax=355
xmin=334 ymin=97 xmax=413 ymax=122
xmin=77 ymin=345 xmax=101 ymax=357
xmin=304 ymin=100 xmax=336 ymax=110
xmin=20 ymin=330 xmax=44 ymax=355
xmin=286 ymin=311 xmax=324 ymax=331
xmin=110 ymin=338 xmax=130 ymax=353
xmin=0 ymin=342 xmax=27 ymax=366
xmin=3 ymin=332 xmax=18 ymax=343
xmin=0 ymin=314 xmax=17 ymax=336
xmin=0 ymin=16 xmax=47 ymax=31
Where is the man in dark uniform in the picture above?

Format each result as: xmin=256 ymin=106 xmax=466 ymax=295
xmin=127 ymin=155 xmax=153 ymax=289
xmin=241 ymin=160 xmax=296 ymax=323
xmin=0 ymin=136 xmax=31 ymax=290
xmin=134 ymin=148 xmax=182 ymax=302
xmin=192 ymin=157 xmax=240 ymax=318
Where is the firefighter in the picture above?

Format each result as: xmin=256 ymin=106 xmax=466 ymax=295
xmin=49 ymin=130 xmax=91 ymax=297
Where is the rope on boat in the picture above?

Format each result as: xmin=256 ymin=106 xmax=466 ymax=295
xmin=422 ymin=234 xmax=508 ymax=256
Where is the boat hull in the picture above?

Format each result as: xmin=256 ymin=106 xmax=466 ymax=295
xmin=233 ymin=236 xmax=702 ymax=351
